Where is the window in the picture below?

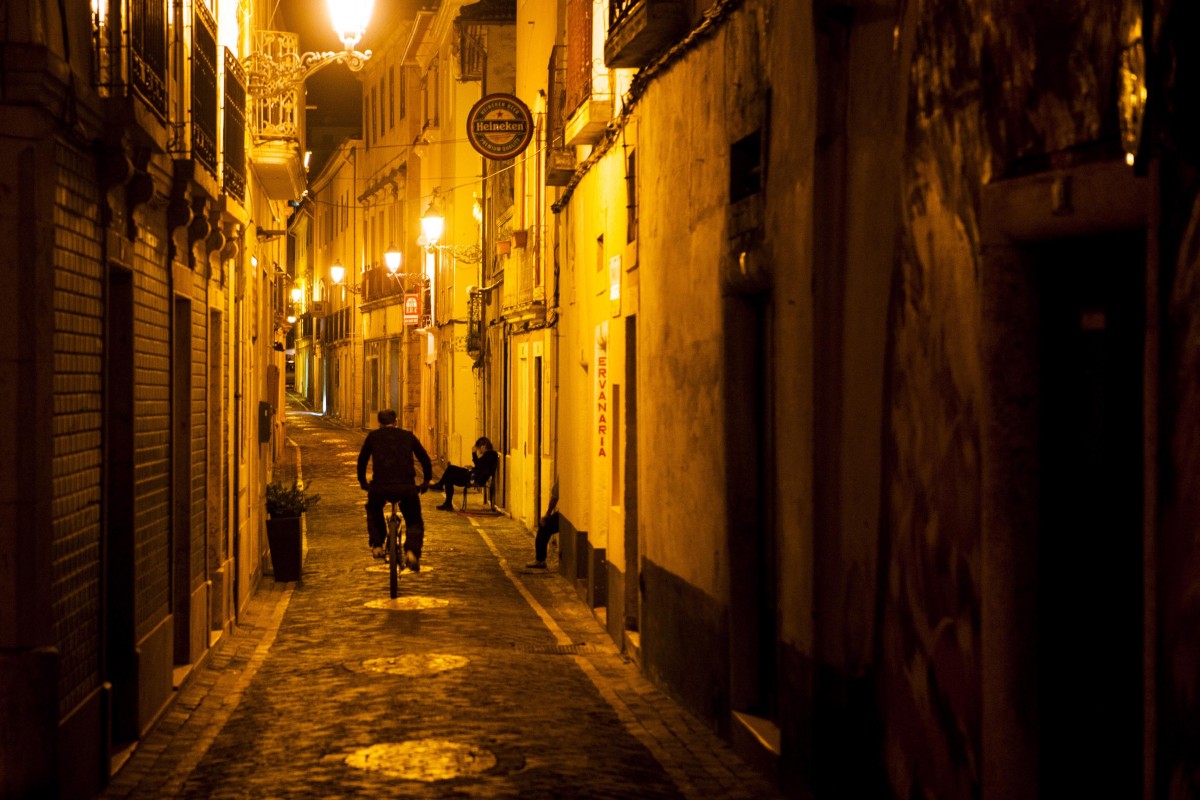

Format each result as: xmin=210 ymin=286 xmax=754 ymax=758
xmin=424 ymin=58 xmax=440 ymax=127
xmin=626 ymin=149 xmax=637 ymax=242
xmin=459 ymin=24 xmax=484 ymax=81
xmin=191 ymin=1 xmax=218 ymax=174
xmin=222 ymin=49 xmax=247 ymax=200
xmin=130 ymin=0 xmax=168 ymax=117
xmin=389 ymin=67 xmax=396 ymax=129
xmin=565 ymin=0 xmax=593 ymax=116
xmin=399 ymin=66 xmax=407 ymax=120
xmin=730 ymin=130 xmax=764 ymax=202
xmin=371 ymin=86 xmax=378 ymax=145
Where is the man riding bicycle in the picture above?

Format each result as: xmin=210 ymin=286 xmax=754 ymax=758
xmin=357 ymin=409 xmax=432 ymax=569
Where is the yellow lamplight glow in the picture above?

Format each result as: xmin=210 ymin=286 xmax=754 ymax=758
xmin=328 ymin=0 xmax=375 ymax=49
xmin=330 ymin=260 xmax=346 ymax=285
xmin=291 ymin=287 xmax=303 ymax=303
xmin=385 ymin=246 xmax=402 ymax=273
xmin=421 ymin=211 xmax=444 ymax=248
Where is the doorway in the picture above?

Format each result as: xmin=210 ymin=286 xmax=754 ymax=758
xmin=172 ymin=297 xmax=193 ymax=665
xmin=104 ymin=266 xmax=137 ymax=746
xmin=624 ymin=316 xmax=640 ymax=634
xmin=533 ymin=353 xmax=543 ymax=524
xmin=725 ymin=293 xmax=778 ymax=741
xmin=1034 ymin=231 xmax=1143 ymax=797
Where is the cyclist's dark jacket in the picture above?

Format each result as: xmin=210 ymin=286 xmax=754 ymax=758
xmin=357 ymin=426 xmax=432 ymax=491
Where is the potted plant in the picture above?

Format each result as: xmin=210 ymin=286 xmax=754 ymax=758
xmin=265 ymin=481 xmax=319 ymax=581
xmin=266 ymin=480 xmax=320 ymax=518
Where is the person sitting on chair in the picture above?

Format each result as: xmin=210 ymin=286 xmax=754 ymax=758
xmin=526 ymin=476 xmax=559 ymax=569
xmin=432 ymin=437 xmax=498 ymax=510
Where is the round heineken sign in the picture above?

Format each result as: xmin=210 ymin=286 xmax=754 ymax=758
xmin=466 ymin=94 xmax=534 ymax=160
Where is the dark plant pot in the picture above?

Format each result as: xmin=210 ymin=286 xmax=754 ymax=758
xmin=266 ymin=515 xmax=302 ymax=582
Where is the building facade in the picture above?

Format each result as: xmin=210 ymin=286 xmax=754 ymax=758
xmin=9 ymin=0 xmax=1200 ymax=798
xmin=308 ymin=139 xmax=366 ymax=426
xmin=507 ymin=0 xmax=1200 ymax=798
xmin=0 ymin=0 xmax=337 ymax=794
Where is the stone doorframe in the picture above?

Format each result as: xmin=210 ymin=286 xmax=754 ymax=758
xmin=978 ymin=158 xmax=1154 ymax=799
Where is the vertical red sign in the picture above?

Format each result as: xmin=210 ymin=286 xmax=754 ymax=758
xmin=596 ymin=355 xmax=608 ymax=457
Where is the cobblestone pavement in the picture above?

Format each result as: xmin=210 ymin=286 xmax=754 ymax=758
xmin=102 ymin=398 xmax=781 ymax=799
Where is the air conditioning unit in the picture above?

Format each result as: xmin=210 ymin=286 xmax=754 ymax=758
xmin=310 ymin=301 xmax=328 ymax=317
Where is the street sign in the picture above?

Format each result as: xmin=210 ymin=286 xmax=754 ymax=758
xmin=466 ymin=93 xmax=534 ymax=160
xmin=403 ymin=293 xmax=420 ymax=325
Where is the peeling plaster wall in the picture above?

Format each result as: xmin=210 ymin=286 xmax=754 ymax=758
xmin=637 ymin=43 xmax=730 ymax=596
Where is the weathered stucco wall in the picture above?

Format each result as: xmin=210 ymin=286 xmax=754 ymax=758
xmin=637 ymin=39 xmax=732 ymax=596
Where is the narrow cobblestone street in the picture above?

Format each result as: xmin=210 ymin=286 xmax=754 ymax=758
xmin=101 ymin=399 xmax=779 ymax=799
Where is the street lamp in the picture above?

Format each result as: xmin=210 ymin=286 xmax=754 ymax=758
xmin=242 ymin=0 xmax=376 ymax=98
xmin=328 ymin=0 xmax=376 ymax=51
xmin=330 ymin=258 xmax=365 ymax=295
xmin=420 ymin=200 xmax=445 ymax=249
xmin=385 ymin=245 xmax=402 ymax=274
xmin=419 ymin=192 xmax=481 ymax=262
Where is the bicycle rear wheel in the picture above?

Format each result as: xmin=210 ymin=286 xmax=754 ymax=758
xmin=388 ymin=514 xmax=400 ymax=598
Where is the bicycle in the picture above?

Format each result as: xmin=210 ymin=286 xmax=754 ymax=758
xmin=385 ymin=500 xmax=403 ymax=598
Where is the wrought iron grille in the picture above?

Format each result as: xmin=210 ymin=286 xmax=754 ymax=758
xmin=223 ymin=48 xmax=247 ymax=200
xmin=249 ymin=31 xmax=303 ymax=141
xmin=458 ymin=24 xmax=485 ymax=82
xmin=319 ymin=307 xmax=354 ymax=344
xmin=363 ymin=267 xmax=406 ymax=303
xmin=467 ymin=289 xmax=482 ymax=360
xmin=565 ymin=0 xmax=593 ymax=116
xmin=609 ymin=0 xmax=641 ymax=29
xmin=130 ymin=0 xmax=168 ymax=118
xmin=191 ymin=1 xmax=218 ymax=174
xmin=545 ymin=45 xmax=574 ymax=185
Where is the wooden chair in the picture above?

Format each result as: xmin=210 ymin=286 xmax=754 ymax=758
xmin=459 ymin=473 xmax=494 ymax=511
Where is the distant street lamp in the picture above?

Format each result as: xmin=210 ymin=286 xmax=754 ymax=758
xmin=420 ymin=200 xmax=445 ymax=249
xmin=418 ymin=192 xmax=481 ymax=262
xmin=385 ymin=245 xmax=402 ymax=274
xmin=329 ymin=259 xmax=362 ymax=295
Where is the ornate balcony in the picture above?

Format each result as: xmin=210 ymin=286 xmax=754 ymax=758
xmin=565 ymin=0 xmax=611 ymax=146
xmin=604 ymin=0 xmax=688 ymax=69
xmin=246 ymin=31 xmax=307 ymax=201
xmin=499 ymin=230 xmax=546 ymax=321
xmin=545 ymin=46 xmax=575 ymax=184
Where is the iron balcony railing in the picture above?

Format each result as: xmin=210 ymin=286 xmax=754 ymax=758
xmin=247 ymin=31 xmax=304 ymax=142
xmin=191 ymin=1 xmax=218 ymax=175
xmin=545 ymin=45 xmax=574 ymax=186
xmin=93 ymin=0 xmax=168 ymax=120
xmin=130 ymin=0 xmax=168 ymax=118
xmin=223 ymin=49 xmax=247 ymax=200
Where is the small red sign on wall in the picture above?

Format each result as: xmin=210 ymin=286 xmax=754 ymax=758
xmin=403 ymin=294 xmax=420 ymax=325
